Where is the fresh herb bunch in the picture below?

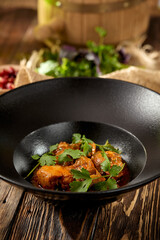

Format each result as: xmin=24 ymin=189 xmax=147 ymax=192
xmin=37 ymin=27 xmax=129 ymax=77
xmin=25 ymin=133 xmax=124 ymax=192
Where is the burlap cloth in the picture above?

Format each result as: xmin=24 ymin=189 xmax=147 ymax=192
xmin=0 ymin=66 xmax=160 ymax=95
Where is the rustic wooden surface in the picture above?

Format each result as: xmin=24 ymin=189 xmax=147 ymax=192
xmin=0 ymin=7 xmax=160 ymax=240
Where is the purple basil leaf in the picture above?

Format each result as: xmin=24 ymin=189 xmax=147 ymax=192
xmin=59 ymin=45 xmax=78 ymax=61
xmin=118 ymin=48 xmax=130 ymax=64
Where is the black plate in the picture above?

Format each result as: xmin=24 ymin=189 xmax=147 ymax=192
xmin=0 ymin=77 xmax=160 ymax=204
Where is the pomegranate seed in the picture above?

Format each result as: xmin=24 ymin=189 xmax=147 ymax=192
xmin=0 ymin=77 xmax=8 ymax=84
xmin=8 ymin=67 xmax=15 ymax=74
xmin=8 ymin=77 xmax=15 ymax=83
xmin=5 ymin=82 xmax=15 ymax=89
xmin=0 ymin=67 xmax=18 ymax=89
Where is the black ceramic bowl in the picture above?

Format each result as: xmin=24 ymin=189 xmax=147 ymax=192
xmin=0 ymin=77 xmax=160 ymax=204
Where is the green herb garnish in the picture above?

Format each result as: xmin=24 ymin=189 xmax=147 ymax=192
xmin=69 ymin=162 xmax=125 ymax=192
xmin=94 ymin=178 xmax=117 ymax=191
xmin=36 ymin=27 xmax=128 ymax=78
xmin=25 ymin=133 xmax=125 ymax=192
xmin=72 ymin=133 xmax=82 ymax=143
xmin=58 ymin=149 xmax=85 ymax=164
xmin=39 ymin=153 xmax=57 ymax=166
xmin=69 ymin=168 xmax=92 ymax=192
xmin=49 ymin=143 xmax=58 ymax=153
xmin=81 ymin=135 xmax=93 ymax=155
xmin=99 ymin=147 xmax=110 ymax=172
xmin=97 ymin=140 xmax=121 ymax=154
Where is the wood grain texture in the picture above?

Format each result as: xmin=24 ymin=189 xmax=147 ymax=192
xmin=93 ymin=179 xmax=160 ymax=240
xmin=0 ymin=8 xmax=42 ymax=65
xmin=8 ymin=192 xmax=99 ymax=240
xmin=0 ymin=180 xmax=24 ymax=240
xmin=0 ymin=0 xmax=37 ymax=9
xmin=5 ymin=179 xmax=160 ymax=240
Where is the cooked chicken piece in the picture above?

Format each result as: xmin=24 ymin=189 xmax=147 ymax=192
xmin=87 ymin=142 xmax=97 ymax=157
xmin=54 ymin=142 xmax=70 ymax=155
xmin=53 ymin=141 xmax=81 ymax=166
xmin=35 ymin=165 xmax=73 ymax=190
xmin=91 ymin=142 xmax=96 ymax=156
xmin=68 ymin=156 xmax=105 ymax=183
xmin=69 ymin=156 xmax=97 ymax=175
xmin=92 ymin=150 xmax=124 ymax=177
xmin=106 ymin=151 xmax=123 ymax=167
xmin=90 ymin=170 xmax=106 ymax=185
xmin=33 ymin=156 xmax=105 ymax=190
xmin=91 ymin=151 xmax=105 ymax=172
xmin=54 ymin=141 xmax=80 ymax=155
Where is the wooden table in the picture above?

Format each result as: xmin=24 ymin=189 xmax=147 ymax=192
xmin=0 ymin=7 xmax=160 ymax=240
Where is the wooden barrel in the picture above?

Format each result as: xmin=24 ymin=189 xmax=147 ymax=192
xmin=148 ymin=0 xmax=160 ymax=15
xmin=36 ymin=0 xmax=150 ymax=45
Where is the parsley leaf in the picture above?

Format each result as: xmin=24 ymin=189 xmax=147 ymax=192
xmin=82 ymin=141 xmax=92 ymax=155
xmin=32 ymin=154 xmax=40 ymax=160
xmin=96 ymin=140 xmax=121 ymax=154
xmin=103 ymin=140 xmax=121 ymax=154
xmin=71 ymin=168 xmax=91 ymax=180
xmin=109 ymin=164 xmax=124 ymax=177
xmin=69 ymin=168 xmax=92 ymax=192
xmin=95 ymin=26 xmax=107 ymax=38
xmin=49 ymin=143 xmax=58 ymax=153
xmin=70 ymin=179 xmax=92 ymax=192
xmin=72 ymin=133 xmax=81 ymax=143
xmin=94 ymin=181 xmax=108 ymax=191
xmin=81 ymin=135 xmax=93 ymax=155
xmin=39 ymin=153 xmax=56 ymax=166
xmin=105 ymin=178 xmax=117 ymax=190
xmin=94 ymin=178 xmax=118 ymax=191
xmin=100 ymin=148 xmax=110 ymax=172
xmin=58 ymin=149 xmax=85 ymax=164
xmin=82 ymin=135 xmax=93 ymax=144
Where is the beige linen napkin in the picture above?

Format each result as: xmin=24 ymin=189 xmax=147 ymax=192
xmin=101 ymin=66 xmax=160 ymax=93
xmin=0 ymin=66 xmax=52 ymax=95
xmin=0 ymin=65 xmax=160 ymax=95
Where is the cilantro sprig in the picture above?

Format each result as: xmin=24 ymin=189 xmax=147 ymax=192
xmin=69 ymin=163 xmax=125 ymax=192
xmin=25 ymin=143 xmax=85 ymax=179
xmin=97 ymin=140 xmax=121 ymax=154
xmin=58 ymin=149 xmax=85 ymax=163
xmin=24 ymin=152 xmax=57 ymax=179
xmin=70 ymin=168 xmax=92 ymax=192
xmin=72 ymin=133 xmax=81 ymax=143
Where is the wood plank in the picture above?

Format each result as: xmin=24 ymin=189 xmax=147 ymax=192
xmin=7 ymin=179 xmax=160 ymax=240
xmin=0 ymin=9 xmax=39 ymax=65
xmin=0 ymin=180 xmax=24 ymax=240
xmin=0 ymin=0 xmax=37 ymax=9
xmin=92 ymin=179 xmax=160 ymax=240
xmin=8 ymin=192 xmax=99 ymax=240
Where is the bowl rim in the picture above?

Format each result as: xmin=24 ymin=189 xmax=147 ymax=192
xmin=0 ymin=77 xmax=160 ymax=198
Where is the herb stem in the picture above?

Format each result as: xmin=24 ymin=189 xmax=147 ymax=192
xmin=24 ymin=163 xmax=40 ymax=180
